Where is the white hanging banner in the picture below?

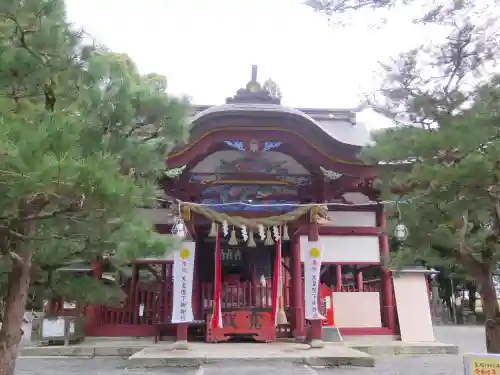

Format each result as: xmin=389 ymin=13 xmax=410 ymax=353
xmin=304 ymin=240 xmax=325 ymax=320
xmin=171 ymin=241 xmax=196 ymax=323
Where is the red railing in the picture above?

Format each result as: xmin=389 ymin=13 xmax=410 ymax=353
xmin=337 ymin=282 xmax=380 ymax=292
xmin=200 ymin=281 xmax=291 ymax=311
xmin=99 ymin=283 xmax=173 ymax=326
xmin=98 ymin=263 xmax=174 ymax=327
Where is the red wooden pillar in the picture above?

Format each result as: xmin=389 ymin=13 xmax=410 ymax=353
xmin=291 ymin=235 xmax=305 ymax=339
xmin=378 ymin=206 xmax=396 ymax=333
xmin=85 ymin=259 xmax=103 ymax=334
xmin=308 ymin=222 xmax=323 ymax=347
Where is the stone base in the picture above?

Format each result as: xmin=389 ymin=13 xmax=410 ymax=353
xmin=128 ymin=342 xmax=374 ymax=367
xmin=173 ymin=340 xmax=189 ymax=350
xmin=349 ymin=342 xmax=459 ymax=355
xmin=309 ymin=339 xmax=324 ymax=349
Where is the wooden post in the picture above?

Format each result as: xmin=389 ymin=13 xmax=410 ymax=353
xmin=291 ymin=235 xmax=305 ymax=339
xmin=308 ymin=222 xmax=324 ymax=348
xmin=378 ymin=206 xmax=396 ymax=333
xmin=84 ymin=259 xmax=102 ymax=335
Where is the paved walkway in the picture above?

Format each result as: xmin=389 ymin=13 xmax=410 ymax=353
xmin=128 ymin=342 xmax=375 ymax=367
xmin=16 ymin=325 xmax=486 ymax=375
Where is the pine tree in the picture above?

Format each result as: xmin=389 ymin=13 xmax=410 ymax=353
xmin=0 ymin=1 xmax=189 ymax=373
xmin=305 ymin=0 xmax=500 ymax=31
xmin=308 ymin=0 xmax=500 ymax=353
xmin=357 ymin=19 xmax=500 ymax=351
xmin=305 ymin=0 xmax=497 ymax=19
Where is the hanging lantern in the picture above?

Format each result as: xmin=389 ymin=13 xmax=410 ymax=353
xmin=394 ymin=223 xmax=409 ymax=241
xmin=171 ymin=216 xmax=186 ymax=239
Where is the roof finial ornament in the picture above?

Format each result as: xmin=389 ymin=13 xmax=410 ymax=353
xmin=226 ymin=65 xmax=280 ymax=104
xmin=246 ymin=65 xmax=261 ymax=93
xmin=251 ymin=65 xmax=257 ymax=82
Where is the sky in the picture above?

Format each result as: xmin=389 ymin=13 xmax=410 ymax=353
xmin=64 ymin=0 xmax=439 ymax=130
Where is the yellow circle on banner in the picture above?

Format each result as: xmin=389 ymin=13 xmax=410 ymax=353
xmin=309 ymin=247 xmax=320 ymax=258
xmin=179 ymin=248 xmax=190 ymax=260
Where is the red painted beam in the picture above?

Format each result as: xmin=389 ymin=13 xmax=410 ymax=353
xmin=296 ymin=226 xmax=381 ymax=236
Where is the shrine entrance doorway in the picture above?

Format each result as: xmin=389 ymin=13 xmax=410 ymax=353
xmin=196 ymin=227 xmax=292 ymax=342
xmin=197 ymin=241 xmax=275 ymax=314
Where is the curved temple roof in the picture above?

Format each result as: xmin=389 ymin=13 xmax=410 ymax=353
xmin=189 ymin=103 xmax=372 ymax=147
xmin=166 ymin=65 xmax=374 ymax=175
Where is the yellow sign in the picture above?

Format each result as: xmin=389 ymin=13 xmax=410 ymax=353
xmin=309 ymin=247 xmax=320 ymax=259
xmin=464 ymin=353 xmax=500 ymax=375
xmin=179 ymin=248 xmax=190 ymax=260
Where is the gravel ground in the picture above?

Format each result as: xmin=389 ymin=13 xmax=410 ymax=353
xmin=15 ymin=325 xmax=486 ymax=375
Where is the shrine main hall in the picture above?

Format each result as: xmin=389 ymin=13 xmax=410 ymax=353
xmin=54 ymin=66 xmax=435 ymax=346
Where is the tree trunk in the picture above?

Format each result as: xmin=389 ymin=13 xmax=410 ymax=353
xmin=477 ymin=264 xmax=500 ymax=353
xmin=0 ymin=230 xmax=34 ymax=375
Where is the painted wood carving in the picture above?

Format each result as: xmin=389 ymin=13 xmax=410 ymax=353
xmin=206 ymin=310 xmax=276 ymax=343
xmin=216 ymin=156 xmax=288 ymax=174
xmin=200 ymin=184 xmax=300 ymax=212
xmin=188 ymin=174 xmax=312 ymax=185
xmin=218 ymin=140 xmax=287 ymax=173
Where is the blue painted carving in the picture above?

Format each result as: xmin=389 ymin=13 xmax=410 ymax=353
xmin=199 ymin=184 xmax=299 ymax=213
xmin=263 ymin=141 xmax=282 ymax=152
xmin=223 ymin=140 xmax=283 ymax=153
xmin=201 ymin=185 xmax=298 ymax=201
xmin=224 ymin=140 xmax=245 ymax=152
xmin=201 ymin=199 xmax=298 ymax=213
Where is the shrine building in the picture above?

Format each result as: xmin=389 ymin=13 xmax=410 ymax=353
xmin=51 ymin=66 xmax=435 ymax=345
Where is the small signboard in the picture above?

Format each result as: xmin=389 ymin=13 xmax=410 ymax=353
xmin=42 ymin=318 xmax=65 ymax=338
xmin=464 ymin=353 xmax=500 ymax=375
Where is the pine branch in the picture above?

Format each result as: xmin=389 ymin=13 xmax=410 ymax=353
xmin=126 ymin=121 xmax=147 ymax=137
xmin=23 ymin=206 xmax=76 ymax=221
xmin=8 ymin=251 xmax=24 ymax=266
xmin=141 ymin=130 xmax=161 ymax=143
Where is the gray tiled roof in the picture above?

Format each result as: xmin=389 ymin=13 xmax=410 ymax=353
xmin=189 ymin=103 xmax=371 ymax=147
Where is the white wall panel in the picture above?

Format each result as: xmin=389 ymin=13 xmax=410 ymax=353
xmin=300 ymin=235 xmax=380 ymax=263
xmin=332 ymin=292 xmax=382 ymax=328
xmin=323 ymin=211 xmax=376 ymax=227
